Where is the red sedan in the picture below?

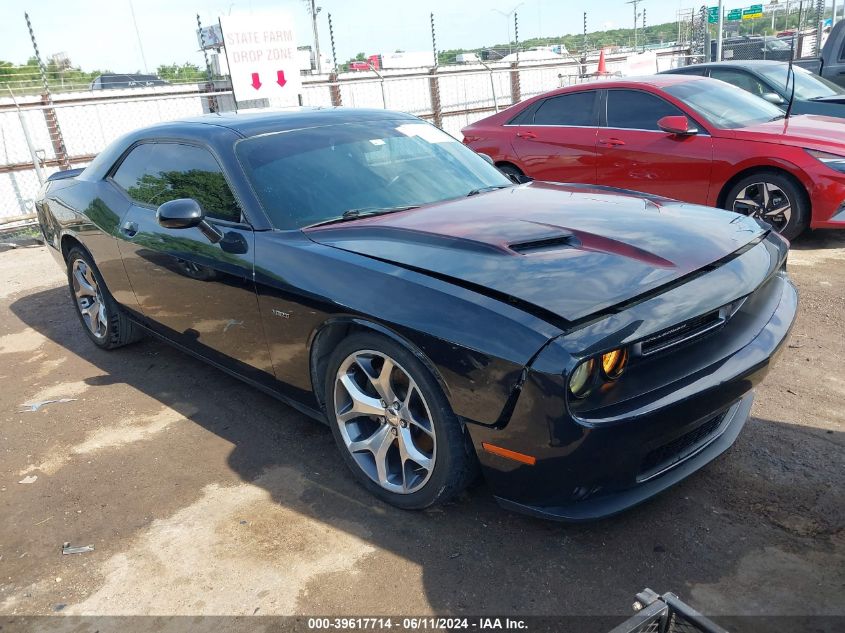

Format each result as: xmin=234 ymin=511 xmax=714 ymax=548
xmin=462 ymin=75 xmax=845 ymax=239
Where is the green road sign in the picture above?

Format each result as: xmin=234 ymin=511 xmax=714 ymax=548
xmin=743 ymin=4 xmax=764 ymax=20
xmin=727 ymin=8 xmax=743 ymax=21
xmin=708 ymin=6 xmax=720 ymax=23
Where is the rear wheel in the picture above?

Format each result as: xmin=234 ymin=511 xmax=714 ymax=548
xmin=66 ymin=247 xmax=142 ymax=350
xmin=325 ymin=332 xmax=476 ymax=510
xmin=724 ymin=171 xmax=808 ymax=240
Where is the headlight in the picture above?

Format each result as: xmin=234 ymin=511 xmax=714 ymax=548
xmin=569 ymin=347 xmax=629 ymax=399
xmin=569 ymin=359 xmax=596 ymax=398
xmin=806 ymin=149 xmax=845 ymax=173
xmin=601 ymin=348 xmax=628 ymax=380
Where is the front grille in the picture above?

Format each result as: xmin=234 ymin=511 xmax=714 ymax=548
xmin=639 ymin=413 xmax=725 ymax=481
xmin=638 ymin=310 xmax=723 ymax=356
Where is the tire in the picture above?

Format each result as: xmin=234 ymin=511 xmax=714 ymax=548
xmin=325 ymin=332 xmax=477 ymax=510
xmin=497 ymin=163 xmax=525 ymax=183
xmin=723 ymin=171 xmax=809 ymax=241
xmin=66 ymin=246 xmax=142 ymax=350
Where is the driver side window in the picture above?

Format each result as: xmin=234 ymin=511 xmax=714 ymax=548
xmin=605 ymin=89 xmax=685 ymax=131
xmin=112 ymin=142 xmax=241 ymax=223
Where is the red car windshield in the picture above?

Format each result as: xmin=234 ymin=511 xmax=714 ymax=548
xmin=664 ymin=79 xmax=784 ymax=130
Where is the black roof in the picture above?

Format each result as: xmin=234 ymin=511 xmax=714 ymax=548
xmin=161 ymin=107 xmax=419 ymax=137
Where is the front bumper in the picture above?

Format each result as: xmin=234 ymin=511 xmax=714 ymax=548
xmin=468 ymin=261 xmax=798 ymax=522
xmin=495 ymin=394 xmax=753 ymax=521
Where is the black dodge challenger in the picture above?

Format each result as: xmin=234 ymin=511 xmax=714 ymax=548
xmin=36 ymin=108 xmax=797 ymax=520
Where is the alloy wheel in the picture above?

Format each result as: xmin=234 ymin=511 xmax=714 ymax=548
xmin=71 ymin=259 xmax=108 ymax=339
xmin=731 ymin=181 xmax=792 ymax=232
xmin=333 ymin=350 xmax=436 ymax=494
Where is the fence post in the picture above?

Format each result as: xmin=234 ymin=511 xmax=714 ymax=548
xmin=428 ymin=68 xmax=443 ymax=129
xmin=509 ymin=62 xmax=521 ymax=105
xmin=40 ymin=94 xmax=71 ymax=171
xmin=25 ymin=12 xmax=71 ymax=171
xmin=328 ymin=72 xmax=342 ymax=106
xmin=6 ymin=87 xmax=45 ymax=185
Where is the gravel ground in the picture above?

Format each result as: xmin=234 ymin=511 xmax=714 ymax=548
xmin=0 ymin=232 xmax=843 ymax=632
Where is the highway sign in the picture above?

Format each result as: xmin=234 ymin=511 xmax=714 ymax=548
xmin=727 ymin=8 xmax=743 ymax=20
xmin=219 ymin=12 xmax=302 ymax=105
xmin=742 ymin=4 xmax=764 ymax=20
xmin=708 ymin=6 xmax=720 ymax=24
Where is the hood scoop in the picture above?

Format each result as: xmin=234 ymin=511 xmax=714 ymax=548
xmin=509 ymin=231 xmax=580 ymax=254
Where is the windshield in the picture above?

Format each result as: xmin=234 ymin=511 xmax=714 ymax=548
xmin=756 ymin=64 xmax=845 ymax=100
xmin=236 ymin=119 xmax=512 ymax=229
xmin=664 ymin=79 xmax=785 ymax=129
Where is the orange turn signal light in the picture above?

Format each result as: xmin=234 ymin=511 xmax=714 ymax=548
xmin=482 ymin=442 xmax=537 ymax=466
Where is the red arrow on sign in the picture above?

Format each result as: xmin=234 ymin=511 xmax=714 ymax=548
xmin=250 ymin=72 xmax=262 ymax=89
xmin=276 ymin=70 xmax=287 ymax=87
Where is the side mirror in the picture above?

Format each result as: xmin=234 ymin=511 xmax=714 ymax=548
xmin=657 ymin=115 xmax=699 ymax=136
xmin=157 ymin=198 xmax=204 ymax=229
xmin=477 ymin=152 xmax=495 ymax=166
xmin=157 ymin=198 xmax=223 ymax=244
xmin=762 ymin=92 xmax=786 ymax=105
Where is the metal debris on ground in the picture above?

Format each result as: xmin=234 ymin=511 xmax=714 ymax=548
xmin=61 ymin=542 xmax=94 ymax=555
xmin=18 ymin=475 xmax=37 ymax=484
xmin=20 ymin=398 xmax=77 ymax=412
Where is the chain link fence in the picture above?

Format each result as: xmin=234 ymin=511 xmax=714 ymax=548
xmin=678 ymin=0 xmax=834 ymax=65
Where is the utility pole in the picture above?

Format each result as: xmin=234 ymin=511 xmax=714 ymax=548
xmin=717 ymin=0 xmax=724 ymax=61
xmin=626 ymin=0 xmax=643 ymax=50
xmin=306 ymin=0 xmax=322 ymax=74
xmin=128 ymin=0 xmax=149 ymax=73
xmin=833 ymin=0 xmax=840 ymax=26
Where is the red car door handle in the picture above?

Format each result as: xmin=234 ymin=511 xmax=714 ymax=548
xmin=599 ymin=138 xmax=626 ymax=146
xmin=516 ymin=131 xmax=537 ymax=140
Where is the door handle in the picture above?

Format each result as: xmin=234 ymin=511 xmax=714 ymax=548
xmin=121 ymin=221 xmax=138 ymax=237
xmin=599 ymin=138 xmax=626 ymax=147
xmin=516 ymin=131 xmax=537 ymax=140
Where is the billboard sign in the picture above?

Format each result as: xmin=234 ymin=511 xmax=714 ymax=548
xmin=219 ymin=12 xmax=302 ymax=105
xmin=197 ymin=25 xmax=224 ymax=50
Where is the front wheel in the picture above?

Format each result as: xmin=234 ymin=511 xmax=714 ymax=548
xmin=724 ymin=171 xmax=808 ymax=240
xmin=325 ymin=332 xmax=477 ymax=510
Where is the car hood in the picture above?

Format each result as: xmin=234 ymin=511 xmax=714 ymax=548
xmin=304 ymin=183 xmax=767 ymax=323
xmin=730 ymin=113 xmax=845 ymax=150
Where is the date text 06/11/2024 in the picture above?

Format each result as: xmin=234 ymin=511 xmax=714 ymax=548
xmin=306 ymin=618 xmax=529 ymax=630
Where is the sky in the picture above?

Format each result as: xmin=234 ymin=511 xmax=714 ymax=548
xmin=3 ymin=0 xmax=688 ymax=72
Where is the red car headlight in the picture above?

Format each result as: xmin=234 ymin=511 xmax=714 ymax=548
xmin=806 ymin=149 xmax=845 ymax=173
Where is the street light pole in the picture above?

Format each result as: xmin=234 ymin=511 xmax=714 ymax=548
xmin=307 ymin=0 xmax=323 ymax=74
xmin=717 ymin=0 xmax=724 ymax=61
xmin=492 ymin=3 xmax=524 ymax=55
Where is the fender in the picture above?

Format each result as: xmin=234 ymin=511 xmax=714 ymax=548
xmin=708 ymin=148 xmax=814 ymax=208
xmin=308 ymin=314 xmax=553 ymax=428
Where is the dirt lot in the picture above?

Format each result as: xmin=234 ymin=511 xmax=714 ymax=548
xmin=0 ymin=231 xmax=843 ymax=631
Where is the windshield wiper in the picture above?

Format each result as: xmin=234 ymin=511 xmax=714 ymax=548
xmin=305 ymin=205 xmax=420 ymax=229
xmin=466 ymin=185 xmax=511 ymax=197
xmin=769 ymin=114 xmax=787 ymax=122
